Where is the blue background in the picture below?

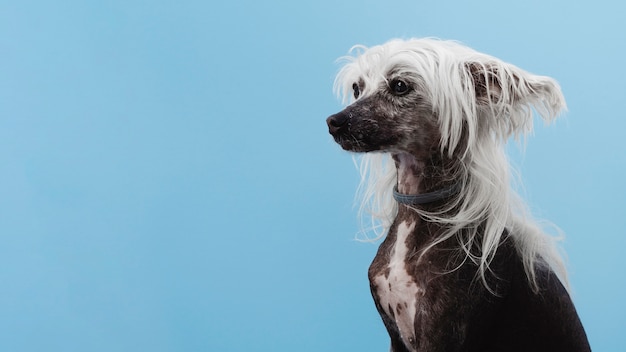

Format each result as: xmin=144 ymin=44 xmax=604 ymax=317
xmin=1 ymin=0 xmax=624 ymax=350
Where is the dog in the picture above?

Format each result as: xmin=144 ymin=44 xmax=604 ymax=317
xmin=326 ymin=38 xmax=590 ymax=352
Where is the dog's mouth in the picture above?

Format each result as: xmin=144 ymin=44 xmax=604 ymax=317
xmin=328 ymin=126 xmax=373 ymax=153
xmin=327 ymin=112 xmax=370 ymax=152
xmin=334 ymin=134 xmax=364 ymax=152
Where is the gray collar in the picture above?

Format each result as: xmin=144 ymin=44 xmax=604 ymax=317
xmin=393 ymin=182 xmax=462 ymax=205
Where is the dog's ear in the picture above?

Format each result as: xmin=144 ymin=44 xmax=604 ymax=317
xmin=465 ymin=60 xmax=566 ymax=138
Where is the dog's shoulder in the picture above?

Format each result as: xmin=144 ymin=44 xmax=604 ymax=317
xmin=472 ymin=232 xmax=591 ymax=352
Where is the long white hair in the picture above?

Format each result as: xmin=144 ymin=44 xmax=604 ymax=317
xmin=334 ymin=38 xmax=568 ymax=291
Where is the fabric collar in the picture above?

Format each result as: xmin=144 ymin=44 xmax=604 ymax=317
xmin=393 ymin=182 xmax=462 ymax=205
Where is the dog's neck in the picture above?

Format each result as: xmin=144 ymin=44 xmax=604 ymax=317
xmin=393 ymin=153 xmax=425 ymax=195
xmin=392 ymin=152 xmax=454 ymax=201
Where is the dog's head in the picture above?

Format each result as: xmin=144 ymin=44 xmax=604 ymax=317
xmin=326 ymin=38 xmax=566 ymax=160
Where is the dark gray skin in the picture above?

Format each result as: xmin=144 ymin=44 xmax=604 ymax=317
xmin=326 ymin=72 xmax=590 ymax=351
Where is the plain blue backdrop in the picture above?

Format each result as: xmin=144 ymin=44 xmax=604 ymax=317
xmin=1 ymin=0 xmax=624 ymax=350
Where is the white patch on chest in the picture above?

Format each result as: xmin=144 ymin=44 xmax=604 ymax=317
xmin=373 ymin=221 xmax=424 ymax=349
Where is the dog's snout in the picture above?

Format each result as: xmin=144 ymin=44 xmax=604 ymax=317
xmin=327 ymin=112 xmax=349 ymax=135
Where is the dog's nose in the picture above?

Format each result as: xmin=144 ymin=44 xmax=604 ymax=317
xmin=326 ymin=112 xmax=349 ymax=135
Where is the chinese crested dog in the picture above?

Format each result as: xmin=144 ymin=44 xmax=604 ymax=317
xmin=326 ymin=38 xmax=590 ymax=352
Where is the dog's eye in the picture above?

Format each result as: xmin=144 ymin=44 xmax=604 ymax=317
xmin=390 ymin=79 xmax=410 ymax=95
xmin=352 ymin=83 xmax=360 ymax=99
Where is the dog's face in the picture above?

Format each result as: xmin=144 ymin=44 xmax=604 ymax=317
xmin=326 ymin=70 xmax=440 ymax=159
xmin=327 ymin=39 xmax=566 ymax=161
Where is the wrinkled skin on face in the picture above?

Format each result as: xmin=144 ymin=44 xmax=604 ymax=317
xmin=326 ymin=77 xmax=441 ymax=161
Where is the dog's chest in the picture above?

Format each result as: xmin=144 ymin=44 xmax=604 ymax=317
xmin=370 ymin=221 xmax=424 ymax=348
